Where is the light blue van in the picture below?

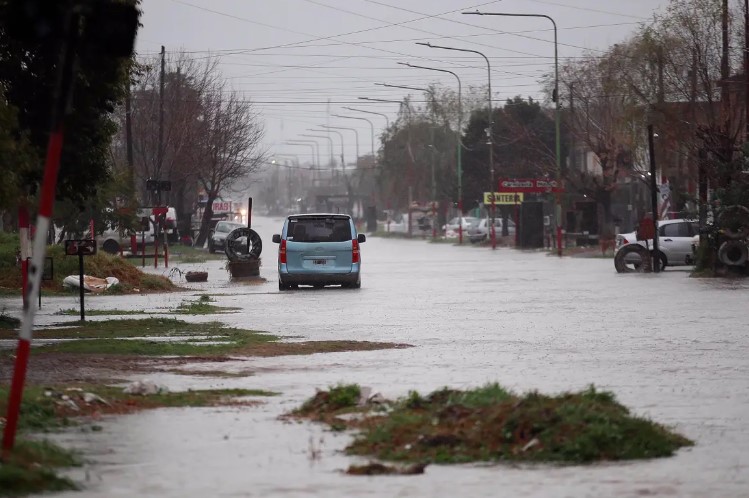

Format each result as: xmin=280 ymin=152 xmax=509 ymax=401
xmin=271 ymin=214 xmax=366 ymax=290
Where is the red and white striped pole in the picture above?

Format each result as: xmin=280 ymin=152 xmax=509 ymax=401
xmin=2 ymin=11 xmax=78 ymax=457
xmin=2 ymin=127 xmax=65 ymax=457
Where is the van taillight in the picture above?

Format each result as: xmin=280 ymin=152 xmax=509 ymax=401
xmin=279 ymin=239 xmax=287 ymax=264
xmin=352 ymin=239 xmax=360 ymax=264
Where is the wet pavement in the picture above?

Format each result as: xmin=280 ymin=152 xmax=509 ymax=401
xmin=3 ymin=215 xmax=749 ymax=497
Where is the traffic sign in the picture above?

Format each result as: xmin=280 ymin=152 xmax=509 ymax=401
xmin=498 ymin=178 xmax=564 ymax=193
xmin=483 ymin=192 xmax=524 ymax=205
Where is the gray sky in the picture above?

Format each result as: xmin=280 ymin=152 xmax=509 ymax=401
xmin=136 ymin=0 xmax=673 ymax=165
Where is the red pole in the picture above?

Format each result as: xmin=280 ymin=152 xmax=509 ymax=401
xmin=431 ymin=203 xmax=436 ymax=239
xmin=2 ymin=10 xmax=82 ymax=453
xmin=491 ymin=196 xmax=497 ymax=250
xmin=3 ymin=131 xmax=65 ymax=458
xmin=557 ymin=193 xmax=563 ymax=256
xmin=514 ymin=198 xmax=519 ymax=247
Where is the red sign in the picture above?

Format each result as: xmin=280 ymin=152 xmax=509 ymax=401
xmin=498 ymin=178 xmax=564 ymax=193
xmin=212 ymin=201 xmax=233 ymax=213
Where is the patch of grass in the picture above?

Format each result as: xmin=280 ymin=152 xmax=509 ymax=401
xmin=55 ymin=308 xmax=149 ymax=316
xmin=174 ymin=296 xmax=241 ymax=315
xmin=0 ymin=439 xmax=80 ymax=496
xmin=0 ymin=384 xmax=276 ymax=432
xmin=296 ymin=384 xmax=361 ymax=418
xmin=0 ymin=241 xmax=176 ymax=294
xmin=0 ymin=317 xmax=409 ymax=358
xmin=169 ymin=245 xmax=225 ymax=263
xmin=292 ymin=384 xmax=692 ymax=465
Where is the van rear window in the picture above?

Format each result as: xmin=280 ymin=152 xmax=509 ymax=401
xmin=287 ymin=218 xmax=351 ymax=242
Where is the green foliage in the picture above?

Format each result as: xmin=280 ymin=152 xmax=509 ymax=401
xmin=293 ymin=383 xmax=692 ymax=464
xmin=0 ymin=440 xmax=79 ymax=496
xmin=0 ymin=2 xmax=140 ymax=208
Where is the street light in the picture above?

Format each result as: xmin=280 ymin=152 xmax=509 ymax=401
xmin=398 ymin=61 xmax=464 ymax=244
xmin=332 ymin=114 xmax=375 ymax=160
xmin=342 ymin=107 xmax=390 ymax=129
xmin=321 ymin=125 xmax=359 ymax=170
xmin=285 ymin=141 xmax=318 ymax=170
xmin=464 ymin=10 xmax=562 ymax=255
xmin=374 ymin=83 xmax=438 ymax=239
xmin=300 ymin=133 xmax=334 ymax=168
xmin=310 ymin=128 xmax=345 ymax=173
xmin=416 ymin=42 xmax=497 ymax=249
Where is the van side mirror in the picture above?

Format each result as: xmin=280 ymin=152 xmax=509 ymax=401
xmin=357 ymin=233 xmax=366 ymax=243
xmin=272 ymin=234 xmax=281 ymax=244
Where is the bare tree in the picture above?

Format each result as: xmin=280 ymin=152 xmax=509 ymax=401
xmin=194 ymin=83 xmax=266 ymax=246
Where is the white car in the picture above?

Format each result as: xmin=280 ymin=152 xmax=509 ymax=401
xmin=466 ymin=217 xmax=516 ymax=243
xmin=615 ymin=218 xmax=699 ymax=269
xmin=442 ymin=216 xmax=479 ymax=232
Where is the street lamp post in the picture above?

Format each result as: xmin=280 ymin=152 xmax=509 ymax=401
xmin=322 ymin=125 xmax=359 ymax=215
xmin=310 ymin=128 xmax=345 ymax=175
xmin=286 ymin=140 xmax=320 ymax=183
xmin=332 ymin=114 xmax=375 ymax=161
xmin=416 ymin=42 xmax=497 ymax=249
xmin=398 ymin=62 xmax=464 ymax=244
xmin=300 ymin=134 xmax=334 ymax=169
xmin=342 ymin=107 xmax=390 ymax=129
xmin=465 ymin=10 xmax=562 ymax=255
xmin=375 ymin=83 xmax=438 ymax=239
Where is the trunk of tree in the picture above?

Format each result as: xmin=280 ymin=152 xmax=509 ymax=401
xmin=194 ymin=193 xmax=216 ymax=248
xmin=598 ymin=189 xmax=614 ymax=238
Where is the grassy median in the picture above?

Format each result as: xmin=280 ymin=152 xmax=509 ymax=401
xmin=290 ymin=383 xmax=693 ymax=472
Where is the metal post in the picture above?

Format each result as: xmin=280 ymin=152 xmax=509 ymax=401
xmin=464 ymin=11 xmax=562 ymax=255
xmin=416 ymin=43 xmax=493 ymax=248
xmin=648 ymin=125 xmax=660 ymax=273
xmin=397 ymin=63 xmax=464 ymax=242
xmin=78 ymin=252 xmax=85 ymax=322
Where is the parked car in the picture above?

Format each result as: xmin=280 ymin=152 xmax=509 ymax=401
xmin=209 ymin=221 xmax=246 ymax=253
xmin=466 ymin=217 xmax=516 ymax=243
xmin=272 ymin=214 xmax=365 ymax=290
xmin=615 ymin=218 xmax=699 ymax=269
xmin=443 ymin=216 xmax=479 ymax=237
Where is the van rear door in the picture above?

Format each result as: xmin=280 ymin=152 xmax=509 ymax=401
xmin=285 ymin=216 xmax=353 ymax=274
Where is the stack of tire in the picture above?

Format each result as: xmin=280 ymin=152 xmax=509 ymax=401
xmin=224 ymin=228 xmax=262 ymax=262
xmin=717 ymin=205 xmax=749 ymax=268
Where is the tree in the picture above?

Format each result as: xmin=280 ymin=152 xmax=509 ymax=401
xmin=193 ymin=82 xmax=265 ymax=247
xmin=461 ymin=97 xmax=559 ymax=213
xmin=0 ymin=0 xmax=139 ymax=211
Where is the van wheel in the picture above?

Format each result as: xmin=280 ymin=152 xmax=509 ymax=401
xmin=102 ymin=240 xmax=120 ymax=254
xmin=208 ymin=242 xmax=215 ymax=254
xmin=278 ymin=280 xmax=287 ymax=291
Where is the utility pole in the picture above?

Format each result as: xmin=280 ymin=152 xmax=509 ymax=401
xmin=745 ymin=0 xmax=749 ymax=141
xmin=158 ymin=45 xmax=165 ymax=181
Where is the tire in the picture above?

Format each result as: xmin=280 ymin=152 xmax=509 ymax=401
xmin=614 ymin=244 xmax=650 ymax=273
xmin=225 ymin=228 xmax=262 ymax=262
xmin=102 ymin=239 xmax=120 ymax=255
xmin=718 ymin=240 xmax=748 ymax=266
xmin=278 ymin=280 xmax=286 ymax=291
xmin=208 ymin=241 xmax=215 ymax=254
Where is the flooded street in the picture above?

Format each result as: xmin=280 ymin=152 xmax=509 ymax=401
xmin=4 ymin=216 xmax=749 ymax=497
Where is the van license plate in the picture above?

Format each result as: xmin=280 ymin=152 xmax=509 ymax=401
xmin=313 ymin=259 xmax=327 ymax=265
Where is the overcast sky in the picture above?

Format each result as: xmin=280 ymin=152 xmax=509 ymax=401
xmin=136 ymin=0 xmax=673 ymax=166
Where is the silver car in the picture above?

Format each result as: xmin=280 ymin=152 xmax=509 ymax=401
xmin=615 ymin=219 xmax=699 ymax=269
xmin=466 ymin=217 xmax=516 ymax=243
xmin=209 ymin=221 xmax=246 ymax=253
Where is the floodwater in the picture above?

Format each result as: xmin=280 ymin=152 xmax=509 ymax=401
xmin=3 ymin=216 xmax=749 ymax=497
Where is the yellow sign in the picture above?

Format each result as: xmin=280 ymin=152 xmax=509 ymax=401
xmin=483 ymin=192 xmax=524 ymax=205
